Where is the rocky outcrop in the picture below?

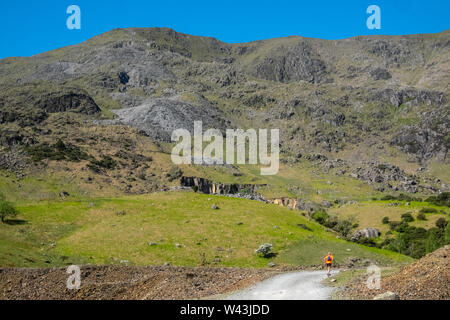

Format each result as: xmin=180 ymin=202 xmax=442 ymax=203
xmin=37 ymin=91 xmax=101 ymax=115
xmin=351 ymin=228 xmax=381 ymax=241
xmin=180 ymin=176 xmax=265 ymax=196
xmin=267 ymin=198 xmax=321 ymax=213
xmin=370 ymin=68 xmax=391 ymax=80
xmin=251 ymin=41 xmax=330 ymax=84
xmin=103 ymin=98 xmax=233 ymax=142
xmin=268 ymin=198 xmax=299 ymax=210
xmin=352 ymin=162 xmax=418 ymax=193
xmin=391 ymin=104 xmax=449 ymax=161
xmin=368 ymin=87 xmax=445 ymax=108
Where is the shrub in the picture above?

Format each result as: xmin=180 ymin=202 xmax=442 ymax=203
xmin=382 ymin=216 xmax=390 ymax=224
xmin=381 ymin=194 xmax=421 ymax=202
xmin=333 ymin=219 xmax=353 ymax=237
xmin=435 ymin=218 xmax=448 ymax=230
xmin=417 ymin=212 xmax=427 ymax=221
xmin=425 ymin=192 xmax=450 ymax=207
xmin=27 ymin=139 xmax=88 ymax=162
xmin=445 ymin=222 xmax=450 ymax=245
xmin=0 ymin=200 xmax=18 ymax=223
xmin=425 ymin=228 xmax=442 ymax=254
xmin=419 ymin=207 xmax=438 ymax=214
xmin=88 ymin=155 xmax=117 ymax=171
xmin=312 ymin=210 xmax=329 ymax=225
xmin=357 ymin=237 xmax=377 ymax=247
xmin=401 ymin=212 xmax=414 ymax=222
xmin=386 ymin=234 xmax=408 ymax=254
xmin=167 ymin=167 xmax=183 ymax=182
xmin=388 ymin=220 xmax=402 ymax=230
xmin=409 ymin=240 xmax=427 ymax=259
xmin=323 ymin=216 xmax=338 ymax=229
xmin=403 ymin=226 xmax=427 ymax=241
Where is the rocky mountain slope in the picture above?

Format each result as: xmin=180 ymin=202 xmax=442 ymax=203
xmin=341 ymin=245 xmax=449 ymax=300
xmin=0 ymin=27 xmax=449 ymax=196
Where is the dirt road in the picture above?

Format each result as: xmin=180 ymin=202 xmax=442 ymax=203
xmin=227 ymin=270 xmax=338 ymax=300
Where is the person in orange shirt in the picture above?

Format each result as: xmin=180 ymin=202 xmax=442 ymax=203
xmin=324 ymin=252 xmax=334 ymax=276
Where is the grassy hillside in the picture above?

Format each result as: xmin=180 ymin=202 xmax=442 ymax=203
xmin=0 ymin=191 xmax=411 ymax=268
xmin=329 ymin=200 xmax=448 ymax=236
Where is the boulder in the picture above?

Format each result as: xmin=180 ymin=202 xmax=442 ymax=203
xmin=351 ymin=228 xmax=381 ymax=241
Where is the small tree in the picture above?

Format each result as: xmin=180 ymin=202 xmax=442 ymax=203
xmin=0 ymin=200 xmax=18 ymax=223
xmin=382 ymin=216 xmax=390 ymax=224
xmin=445 ymin=222 xmax=450 ymax=245
xmin=425 ymin=228 xmax=441 ymax=254
xmin=435 ymin=218 xmax=448 ymax=230
xmin=417 ymin=212 xmax=427 ymax=221
xmin=401 ymin=212 xmax=414 ymax=223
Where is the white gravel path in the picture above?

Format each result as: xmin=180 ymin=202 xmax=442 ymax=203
xmin=227 ymin=270 xmax=339 ymax=300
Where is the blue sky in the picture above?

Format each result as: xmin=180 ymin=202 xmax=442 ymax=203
xmin=0 ymin=0 xmax=449 ymax=59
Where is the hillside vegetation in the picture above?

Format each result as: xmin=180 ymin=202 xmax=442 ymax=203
xmin=0 ymin=190 xmax=411 ymax=268
xmin=0 ymin=28 xmax=449 ymax=269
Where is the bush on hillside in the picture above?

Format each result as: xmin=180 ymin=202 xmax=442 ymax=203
xmin=417 ymin=212 xmax=427 ymax=220
xmin=87 ymin=155 xmax=117 ymax=172
xmin=435 ymin=218 xmax=448 ymax=230
xmin=381 ymin=194 xmax=421 ymax=202
xmin=312 ymin=210 xmax=329 ymax=225
xmin=27 ymin=139 xmax=89 ymax=162
xmin=425 ymin=228 xmax=443 ymax=254
xmin=401 ymin=212 xmax=414 ymax=222
xmin=425 ymin=192 xmax=450 ymax=207
xmin=0 ymin=200 xmax=18 ymax=223
xmin=333 ymin=219 xmax=354 ymax=237
xmin=356 ymin=237 xmax=377 ymax=247
xmin=382 ymin=216 xmax=390 ymax=224
xmin=419 ymin=207 xmax=438 ymax=214
xmin=445 ymin=223 xmax=450 ymax=245
xmin=167 ymin=167 xmax=183 ymax=182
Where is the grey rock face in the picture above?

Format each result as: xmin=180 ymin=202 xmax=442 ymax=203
xmin=353 ymin=162 xmax=418 ymax=193
xmin=370 ymin=68 xmax=392 ymax=80
xmin=38 ymin=91 xmax=101 ymax=115
xmin=255 ymin=243 xmax=273 ymax=257
xmin=252 ymin=41 xmax=329 ymax=83
xmin=351 ymin=228 xmax=381 ymax=241
xmin=181 ymin=176 xmax=265 ymax=196
xmin=106 ymin=98 xmax=233 ymax=142
xmin=391 ymin=105 xmax=449 ymax=161
xmin=369 ymin=87 xmax=445 ymax=108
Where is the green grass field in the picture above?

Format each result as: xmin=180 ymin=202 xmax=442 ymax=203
xmin=329 ymin=200 xmax=448 ymax=236
xmin=0 ymin=191 xmax=412 ymax=268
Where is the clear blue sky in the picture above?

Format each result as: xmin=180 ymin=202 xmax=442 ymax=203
xmin=0 ymin=0 xmax=449 ymax=59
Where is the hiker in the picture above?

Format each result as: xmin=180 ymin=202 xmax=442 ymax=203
xmin=324 ymin=252 xmax=334 ymax=276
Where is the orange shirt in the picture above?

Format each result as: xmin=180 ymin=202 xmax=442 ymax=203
xmin=324 ymin=254 xmax=334 ymax=264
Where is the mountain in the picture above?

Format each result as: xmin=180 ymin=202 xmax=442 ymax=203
xmin=0 ymin=27 xmax=449 ymax=197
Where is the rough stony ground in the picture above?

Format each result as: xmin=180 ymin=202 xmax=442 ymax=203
xmin=340 ymin=245 xmax=450 ymax=300
xmin=0 ymin=265 xmax=283 ymax=300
